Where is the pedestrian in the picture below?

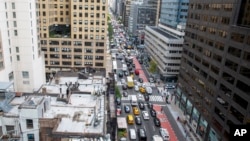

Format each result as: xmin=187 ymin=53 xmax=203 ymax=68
xmin=161 ymin=107 xmax=163 ymax=113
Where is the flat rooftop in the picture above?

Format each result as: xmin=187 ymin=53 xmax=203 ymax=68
xmin=151 ymin=27 xmax=178 ymax=39
xmin=4 ymin=72 xmax=107 ymax=138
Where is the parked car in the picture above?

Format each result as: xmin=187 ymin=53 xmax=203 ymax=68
xmin=122 ymin=84 xmax=128 ymax=90
xmin=150 ymin=109 xmax=156 ymax=117
xmin=132 ymin=64 xmax=135 ymax=68
xmin=138 ymin=102 xmax=145 ymax=109
xmin=154 ymin=117 xmax=161 ymax=127
xmin=123 ymin=91 xmax=128 ymax=97
xmin=135 ymin=116 xmax=142 ymax=125
xmin=124 ymin=105 xmax=131 ymax=113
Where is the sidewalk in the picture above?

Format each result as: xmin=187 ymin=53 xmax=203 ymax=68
xmin=157 ymin=87 xmax=202 ymax=141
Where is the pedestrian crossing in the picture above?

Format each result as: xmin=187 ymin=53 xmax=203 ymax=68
xmin=121 ymin=95 xmax=164 ymax=102
xmin=149 ymin=95 xmax=164 ymax=102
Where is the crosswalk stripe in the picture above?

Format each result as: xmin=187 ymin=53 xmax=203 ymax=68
xmin=149 ymin=95 xmax=164 ymax=102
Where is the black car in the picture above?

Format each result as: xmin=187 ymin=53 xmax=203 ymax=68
xmin=122 ymin=84 xmax=127 ymax=90
xmin=132 ymin=64 xmax=135 ymax=67
xmin=150 ymin=109 xmax=156 ymax=117
xmin=118 ymin=72 xmax=123 ymax=77
xmin=147 ymin=102 xmax=153 ymax=109
xmin=139 ymin=60 xmax=143 ymax=64
xmin=135 ymin=116 xmax=142 ymax=125
xmin=154 ymin=117 xmax=161 ymax=127
xmin=144 ymin=95 xmax=149 ymax=101
xmin=138 ymin=102 xmax=145 ymax=109
xmin=123 ymin=91 xmax=128 ymax=97
xmin=138 ymin=78 xmax=143 ymax=83
xmin=116 ymin=97 xmax=121 ymax=105
xmin=124 ymin=105 xmax=130 ymax=113
xmin=128 ymin=67 xmax=133 ymax=71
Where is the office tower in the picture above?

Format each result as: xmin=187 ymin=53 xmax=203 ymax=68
xmin=0 ymin=0 xmax=45 ymax=92
xmin=128 ymin=0 xmax=160 ymax=35
xmin=176 ymin=0 xmax=250 ymax=140
xmin=144 ymin=0 xmax=188 ymax=82
xmin=39 ymin=0 xmax=108 ymax=78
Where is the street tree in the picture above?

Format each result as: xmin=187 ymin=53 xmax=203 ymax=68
xmin=149 ymin=60 xmax=157 ymax=73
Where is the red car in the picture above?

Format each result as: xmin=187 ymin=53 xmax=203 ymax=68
xmin=135 ymin=69 xmax=140 ymax=75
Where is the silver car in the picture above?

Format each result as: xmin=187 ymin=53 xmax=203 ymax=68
xmin=159 ymin=128 xmax=170 ymax=141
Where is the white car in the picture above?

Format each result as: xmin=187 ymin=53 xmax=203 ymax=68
xmin=142 ymin=111 xmax=150 ymax=120
xmin=134 ymin=85 xmax=139 ymax=91
xmin=121 ymin=79 xmax=126 ymax=84
xmin=137 ymin=93 xmax=143 ymax=100
xmin=159 ymin=128 xmax=170 ymax=141
xmin=146 ymin=87 xmax=152 ymax=94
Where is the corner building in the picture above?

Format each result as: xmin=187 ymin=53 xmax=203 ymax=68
xmin=176 ymin=0 xmax=250 ymax=141
xmin=39 ymin=0 xmax=108 ymax=76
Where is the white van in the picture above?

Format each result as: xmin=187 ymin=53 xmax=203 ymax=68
xmin=129 ymin=129 xmax=136 ymax=140
xmin=159 ymin=128 xmax=170 ymax=141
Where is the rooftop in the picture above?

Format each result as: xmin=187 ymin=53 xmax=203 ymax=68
xmin=2 ymin=72 xmax=107 ymax=138
xmin=151 ymin=27 xmax=178 ymax=39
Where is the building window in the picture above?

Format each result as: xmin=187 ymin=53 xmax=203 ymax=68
xmin=26 ymin=119 xmax=33 ymax=128
xmin=95 ymin=62 xmax=103 ymax=66
xmin=22 ymin=71 xmax=29 ymax=78
xmin=14 ymin=30 xmax=18 ymax=36
xmin=13 ymin=12 xmax=16 ymax=18
xmin=13 ymin=21 xmax=17 ymax=27
xmin=17 ymin=55 xmax=20 ymax=61
xmin=12 ymin=2 xmax=15 ymax=9
xmin=27 ymin=134 xmax=35 ymax=141
xmin=16 ymin=47 xmax=19 ymax=53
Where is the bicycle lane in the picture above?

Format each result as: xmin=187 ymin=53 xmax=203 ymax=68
xmin=133 ymin=57 xmax=148 ymax=83
xmin=154 ymin=104 xmax=178 ymax=141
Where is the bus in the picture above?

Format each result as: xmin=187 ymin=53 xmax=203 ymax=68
xmin=113 ymin=61 xmax=117 ymax=73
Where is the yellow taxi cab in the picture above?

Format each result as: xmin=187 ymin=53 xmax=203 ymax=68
xmin=133 ymin=107 xmax=140 ymax=115
xmin=127 ymin=114 xmax=134 ymax=124
xmin=139 ymin=86 xmax=146 ymax=94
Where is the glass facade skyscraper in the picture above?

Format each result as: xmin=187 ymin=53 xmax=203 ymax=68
xmin=159 ymin=0 xmax=189 ymax=28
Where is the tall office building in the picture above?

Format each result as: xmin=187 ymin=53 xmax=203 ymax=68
xmin=144 ymin=0 xmax=188 ymax=82
xmin=0 ymin=0 xmax=45 ymax=92
xmin=128 ymin=0 xmax=160 ymax=35
xmin=176 ymin=0 xmax=250 ymax=140
xmin=39 ymin=0 xmax=108 ymax=78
